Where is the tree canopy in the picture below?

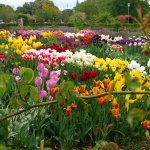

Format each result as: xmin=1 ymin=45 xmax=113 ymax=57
xmin=0 ymin=0 xmax=149 ymax=24
xmin=0 ymin=5 xmax=16 ymax=23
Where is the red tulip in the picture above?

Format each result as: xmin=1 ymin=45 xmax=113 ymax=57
xmin=70 ymin=73 xmax=77 ymax=80
xmin=10 ymin=56 xmax=15 ymax=60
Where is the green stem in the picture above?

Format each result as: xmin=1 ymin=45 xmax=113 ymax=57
xmin=0 ymin=91 xmax=150 ymax=122
xmin=0 ymin=100 xmax=57 ymax=122
xmin=80 ymin=91 xmax=150 ymax=99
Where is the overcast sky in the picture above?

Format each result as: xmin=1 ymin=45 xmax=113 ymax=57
xmin=0 ymin=0 xmax=85 ymax=10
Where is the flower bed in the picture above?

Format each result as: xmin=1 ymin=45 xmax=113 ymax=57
xmin=0 ymin=29 xmax=150 ymax=150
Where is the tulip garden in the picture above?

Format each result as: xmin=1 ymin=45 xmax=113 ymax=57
xmin=0 ymin=28 xmax=150 ymax=150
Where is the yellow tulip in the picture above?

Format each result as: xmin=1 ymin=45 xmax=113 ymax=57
xmin=145 ymin=130 xmax=150 ymax=140
xmin=5 ymin=44 xmax=8 ymax=50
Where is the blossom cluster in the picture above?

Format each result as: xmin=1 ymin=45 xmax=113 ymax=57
xmin=22 ymin=48 xmax=66 ymax=67
xmin=61 ymin=49 xmax=96 ymax=68
xmin=70 ymin=70 xmax=97 ymax=81
xmin=116 ymin=35 xmax=148 ymax=47
xmin=79 ymin=29 xmax=95 ymax=35
xmin=128 ymin=60 xmax=147 ymax=74
xmin=0 ymin=30 xmax=11 ymax=39
xmin=93 ymin=57 xmax=129 ymax=73
xmin=34 ymin=63 xmax=61 ymax=101
xmin=7 ymin=35 xmax=42 ymax=55
xmin=56 ymin=35 xmax=89 ymax=48
xmin=15 ymin=30 xmax=43 ymax=39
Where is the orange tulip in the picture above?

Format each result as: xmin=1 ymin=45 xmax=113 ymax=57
xmin=93 ymin=80 xmax=101 ymax=87
xmin=79 ymin=85 xmax=86 ymax=93
xmin=103 ymin=78 xmax=110 ymax=89
xmin=65 ymin=106 xmax=72 ymax=116
xmin=50 ymin=87 xmax=59 ymax=97
xmin=110 ymin=108 xmax=120 ymax=118
xmin=90 ymin=87 xmax=105 ymax=95
xmin=112 ymin=101 xmax=119 ymax=109
xmin=97 ymin=96 xmax=107 ymax=106
xmin=71 ymin=103 xmax=78 ymax=111
xmin=141 ymin=120 xmax=150 ymax=130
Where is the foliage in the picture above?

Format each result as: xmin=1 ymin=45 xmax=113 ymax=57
xmin=119 ymin=4 xmax=150 ymax=52
xmin=17 ymin=14 xmax=29 ymax=26
xmin=16 ymin=2 xmax=34 ymax=15
xmin=0 ymin=13 xmax=150 ymax=149
xmin=69 ymin=11 xmax=88 ymax=30
xmin=34 ymin=2 xmax=61 ymax=23
xmin=109 ymin=0 xmax=150 ymax=18
xmin=61 ymin=9 xmax=74 ymax=23
xmin=0 ymin=5 xmax=16 ymax=23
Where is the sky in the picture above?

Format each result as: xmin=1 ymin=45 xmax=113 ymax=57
xmin=0 ymin=0 xmax=85 ymax=10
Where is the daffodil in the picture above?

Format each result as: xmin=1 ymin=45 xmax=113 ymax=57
xmin=114 ymin=78 xmax=125 ymax=91
xmin=125 ymin=94 xmax=137 ymax=112
xmin=135 ymin=86 xmax=145 ymax=100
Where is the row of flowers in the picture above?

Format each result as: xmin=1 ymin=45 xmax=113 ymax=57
xmin=0 ymin=28 xmax=150 ymax=145
xmin=0 ymin=29 xmax=149 ymax=56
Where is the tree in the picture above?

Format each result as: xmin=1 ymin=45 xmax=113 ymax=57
xmin=109 ymin=0 xmax=150 ymax=18
xmin=0 ymin=5 xmax=16 ymax=23
xmin=16 ymin=2 xmax=34 ymax=15
xmin=74 ymin=0 xmax=111 ymax=20
xmin=17 ymin=14 xmax=29 ymax=26
xmin=61 ymin=9 xmax=74 ymax=23
xmin=34 ymin=3 xmax=61 ymax=23
xmin=33 ymin=0 xmax=58 ymax=13
xmin=69 ymin=12 xmax=88 ymax=30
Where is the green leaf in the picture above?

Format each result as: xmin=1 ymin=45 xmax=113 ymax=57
xmin=30 ymin=86 xmax=38 ymax=102
xmin=44 ymin=148 xmax=53 ymax=150
xmin=92 ymin=145 xmax=100 ymax=150
xmin=124 ymin=72 xmax=141 ymax=91
xmin=0 ymin=109 xmax=5 ymax=118
xmin=19 ymin=67 xmax=34 ymax=83
xmin=2 ymin=75 xmax=10 ymax=84
xmin=27 ymin=98 xmax=34 ymax=105
xmin=10 ymin=95 xmax=18 ymax=110
xmin=0 ymin=76 xmax=7 ymax=97
xmin=0 ymin=87 xmax=5 ymax=98
xmin=127 ymin=108 xmax=146 ymax=128
xmin=19 ymin=67 xmax=26 ymax=76
xmin=0 ymin=128 xmax=6 ymax=140
xmin=55 ymin=92 xmax=65 ymax=102
xmin=24 ymin=68 xmax=34 ymax=83
xmin=75 ymin=97 xmax=88 ymax=115
xmin=18 ymin=97 xmax=28 ymax=109
xmin=59 ymin=81 xmax=74 ymax=92
xmin=147 ymin=95 xmax=150 ymax=106
xmin=20 ymin=85 xmax=28 ymax=98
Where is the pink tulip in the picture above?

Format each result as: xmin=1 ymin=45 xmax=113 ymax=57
xmin=14 ymin=76 xmax=21 ymax=82
xmin=46 ymin=79 xmax=57 ymax=90
xmin=38 ymin=89 xmax=47 ymax=102
xmin=34 ymin=76 xmax=43 ymax=87
xmin=39 ymin=68 xmax=49 ymax=78
xmin=37 ymin=63 xmax=44 ymax=72
xmin=50 ymin=70 xmax=61 ymax=79
xmin=12 ymin=68 xmax=19 ymax=75
xmin=62 ymin=70 xmax=68 ymax=75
